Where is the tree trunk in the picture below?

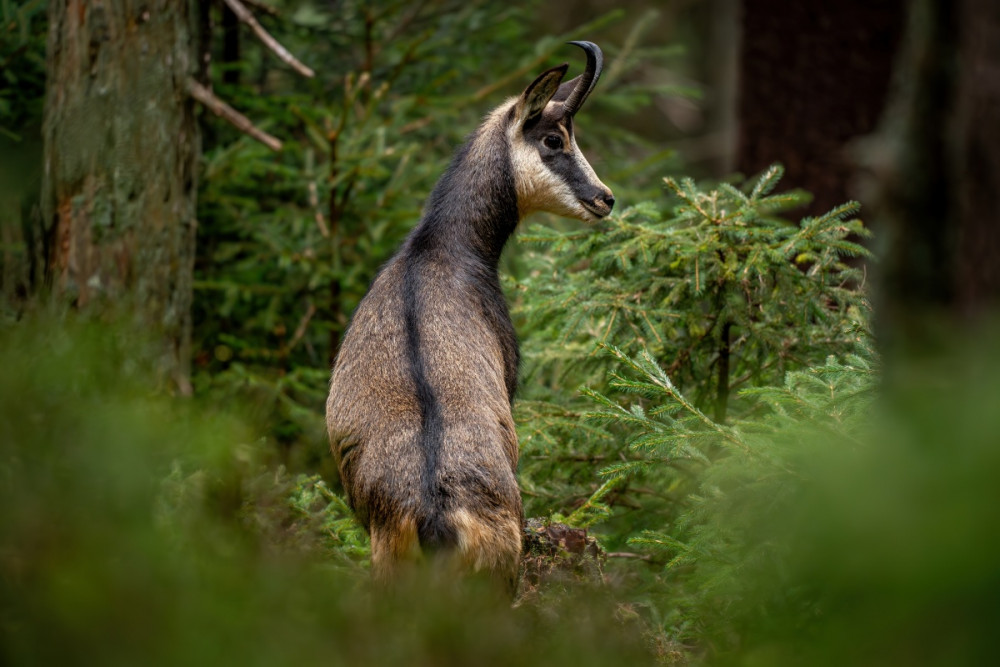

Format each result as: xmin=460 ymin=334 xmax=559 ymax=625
xmin=42 ymin=0 xmax=201 ymax=394
xmin=953 ymin=0 xmax=1000 ymax=315
xmin=735 ymin=0 xmax=905 ymax=217
xmin=868 ymin=0 xmax=1000 ymax=352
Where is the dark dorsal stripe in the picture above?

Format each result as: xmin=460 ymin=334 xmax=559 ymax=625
xmin=401 ymin=114 xmax=521 ymax=549
xmin=401 ymin=254 xmax=455 ymax=549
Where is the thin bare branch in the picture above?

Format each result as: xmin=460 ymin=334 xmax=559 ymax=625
xmin=307 ymin=182 xmax=330 ymax=237
xmin=288 ymin=301 xmax=317 ymax=353
xmin=222 ymin=0 xmax=314 ymax=78
xmin=186 ymin=78 xmax=282 ymax=152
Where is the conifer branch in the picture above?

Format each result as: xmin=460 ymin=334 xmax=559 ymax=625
xmin=600 ymin=343 xmax=752 ymax=455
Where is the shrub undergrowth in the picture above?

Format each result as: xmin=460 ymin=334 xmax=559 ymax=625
xmin=4 ymin=2 xmax=998 ymax=663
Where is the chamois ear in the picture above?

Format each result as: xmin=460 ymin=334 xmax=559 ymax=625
xmin=551 ymin=75 xmax=580 ymax=103
xmin=513 ymin=64 xmax=568 ymax=126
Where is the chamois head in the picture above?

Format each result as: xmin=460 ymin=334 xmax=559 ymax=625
xmin=508 ymin=41 xmax=615 ymax=221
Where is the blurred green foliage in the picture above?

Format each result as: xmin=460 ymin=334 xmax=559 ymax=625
xmin=576 ymin=330 xmax=1000 ymax=665
xmin=3 ymin=1 xmax=999 ymax=665
xmin=0 ymin=312 xmax=656 ymax=666
xmin=5 ymin=283 xmax=998 ymax=665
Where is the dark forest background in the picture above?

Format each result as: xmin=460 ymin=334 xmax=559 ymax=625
xmin=2 ymin=1 xmax=999 ymax=664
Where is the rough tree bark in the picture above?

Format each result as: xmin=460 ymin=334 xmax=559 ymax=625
xmin=42 ymin=0 xmax=201 ymax=393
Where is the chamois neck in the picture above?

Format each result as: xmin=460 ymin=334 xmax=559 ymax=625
xmin=407 ymin=116 xmax=520 ymax=267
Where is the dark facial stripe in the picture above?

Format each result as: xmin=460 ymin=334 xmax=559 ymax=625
xmin=544 ymin=147 xmax=600 ymax=202
xmin=524 ymin=111 xmax=605 ymax=207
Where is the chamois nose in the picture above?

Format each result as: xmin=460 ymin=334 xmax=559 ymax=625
xmin=583 ymin=189 xmax=616 ymax=218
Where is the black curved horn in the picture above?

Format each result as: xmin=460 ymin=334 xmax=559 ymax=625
xmin=562 ymin=41 xmax=603 ymax=115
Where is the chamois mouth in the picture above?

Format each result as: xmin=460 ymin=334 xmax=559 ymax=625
xmin=580 ymin=199 xmax=612 ymax=219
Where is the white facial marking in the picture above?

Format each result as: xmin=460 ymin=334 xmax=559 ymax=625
xmin=496 ymin=100 xmax=609 ymax=222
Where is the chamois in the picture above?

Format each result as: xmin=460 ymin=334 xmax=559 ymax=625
xmin=326 ymin=41 xmax=614 ymax=593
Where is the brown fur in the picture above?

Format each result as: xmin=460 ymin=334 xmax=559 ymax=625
xmin=327 ymin=249 xmax=523 ymax=590
xmin=326 ymin=44 xmax=612 ymax=595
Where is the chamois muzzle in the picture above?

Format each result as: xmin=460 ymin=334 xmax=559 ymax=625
xmin=581 ymin=191 xmax=615 ymax=218
xmin=562 ymin=41 xmax=603 ymax=116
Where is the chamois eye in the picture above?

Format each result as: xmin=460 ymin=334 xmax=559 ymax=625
xmin=543 ymin=135 xmax=563 ymax=150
